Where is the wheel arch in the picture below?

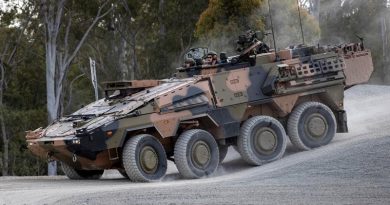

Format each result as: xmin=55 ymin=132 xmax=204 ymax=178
xmin=288 ymin=91 xmax=347 ymax=133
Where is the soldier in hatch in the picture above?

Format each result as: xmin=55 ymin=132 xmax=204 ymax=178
xmin=203 ymin=51 xmax=218 ymax=65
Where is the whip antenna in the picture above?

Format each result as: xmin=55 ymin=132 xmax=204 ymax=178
xmin=267 ymin=0 xmax=278 ymax=60
xmin=297 ymin=0 xmax=305 ymax=45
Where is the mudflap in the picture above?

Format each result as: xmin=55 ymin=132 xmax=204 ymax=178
xmin=336 ymin=110 xmax=348 ymax=133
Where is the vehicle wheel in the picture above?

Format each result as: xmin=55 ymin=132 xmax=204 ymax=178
xmin=238 ymin=116 xmax=287 ymax=166
xmin=61 ymin=162 xmax=103 ymax=180
xmin=174 ymin=129 xmax=219 ymax=179
xmin=218 ymin=145 xmax=228 ymax=163
xmin=287 ymin=102 xmax=336 ymax=150
xmin=122 ymin=134 xmax=167 ymax=182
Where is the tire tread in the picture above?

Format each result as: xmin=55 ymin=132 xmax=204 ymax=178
xmin=287 ymin=101 xmax=336 ymax=151
xmin=238 ymin=116 xmax=287 ymax=166
xmin=122 ymin=134 xmax=167 ymax=182
xmin=174 ymin=129 xmax=219 ymax=179
xmin=61 ymin=162 xmax=102 ymax=180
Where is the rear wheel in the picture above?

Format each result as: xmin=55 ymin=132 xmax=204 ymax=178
xmin=122 ymin=134 xmax=167 ymax=182
xmin=174 ymin=129 xmax=219 ymax=179
xmin=287 ymin=102 xmax=336 ymax=150
xmin=238 ymin=116 xmax=287 ymax=166
xmin=61 ymin=162 xmax=103 ymax=180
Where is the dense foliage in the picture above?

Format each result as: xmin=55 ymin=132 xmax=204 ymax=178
xmin=0 ymin=0 xmax=388 ymax=176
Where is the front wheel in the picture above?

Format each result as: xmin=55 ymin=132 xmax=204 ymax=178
xmin=174 ymin=129 xmax=219 ymax=179
xmin=61 ymin=162 xmax=103 ymax=180
xmin=287 ymin=102 xmax=336 ymax=150
xmin=122 ymin=134 xmax=168 ymax=182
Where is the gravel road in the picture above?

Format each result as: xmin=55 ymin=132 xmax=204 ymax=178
xmin=1 ymin=84 xmax=390 ymax=205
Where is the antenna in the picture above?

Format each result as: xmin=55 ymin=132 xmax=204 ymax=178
xmin=297 ymin=0 xmax=305 ymax=45
xmin=267 ymin=0 xmax=278 ymax=60
xmin=355 ymin=34 xmax=365 ymax=49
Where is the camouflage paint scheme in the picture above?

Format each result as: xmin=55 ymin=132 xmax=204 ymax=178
xmin=26 ymin=34 xmax=373 ymax=173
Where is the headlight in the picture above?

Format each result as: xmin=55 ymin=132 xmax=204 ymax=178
xmin=72 ymin=138 xmax=81 ymax=144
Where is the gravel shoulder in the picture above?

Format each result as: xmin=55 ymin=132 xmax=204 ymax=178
xmin=1 ymin=85 xmax=390 ymax=205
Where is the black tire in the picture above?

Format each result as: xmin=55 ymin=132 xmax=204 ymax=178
xmin=218 ymin=145 xmax=228 ymax=163
xmin=122 ymin=134 xmax=167 ymax=182
xmin=61 ymin=162 xmax=103 ymax=180
xmin=174 ymin=129 xmax=219 ymax=179
xmin=287 ymin=102 xmax=336 ymax=151
xmin=238 ymin=116 xmax=287 ymax=166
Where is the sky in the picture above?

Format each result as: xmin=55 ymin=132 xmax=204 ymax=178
xmin=0 ymin=0 xmax=25 ymax=12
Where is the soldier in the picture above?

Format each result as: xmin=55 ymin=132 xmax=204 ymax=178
xmin=203 ymin=51 xmax=218 ymax=65
xmin=184 ymin=58 xmax=196 ymax=68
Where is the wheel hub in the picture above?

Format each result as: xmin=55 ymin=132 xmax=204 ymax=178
xmin=306 ymin=113 xmax=328 ymax=139
xmin=139 ymin=146 xmax=158 ymax=174
xmin=192 ymin=140 xmax=211 ymax=168
xmin=254 ymin=128 xmax=277 ymax=155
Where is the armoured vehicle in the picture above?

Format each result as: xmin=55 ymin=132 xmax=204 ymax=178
xmin=26 ymin=31 xmax=373 ymax=182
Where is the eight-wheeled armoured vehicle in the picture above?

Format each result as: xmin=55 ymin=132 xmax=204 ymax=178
xmin=26 ymin=31 xmax=373 ymax=182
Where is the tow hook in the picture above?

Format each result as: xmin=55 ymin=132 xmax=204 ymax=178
xmin=72 ymin=153 xmax=78 ymax=162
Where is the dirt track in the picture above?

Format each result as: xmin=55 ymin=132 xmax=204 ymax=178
xmin=1 ymin=85 xmax=390 ymax=205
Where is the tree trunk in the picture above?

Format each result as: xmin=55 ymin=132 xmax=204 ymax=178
xmin=42 ymin=0 xmax=112 ymax=175
xmin=382 ymin=15 xmax=390 ymax=83
xmin=0 ymin=89 xmax=8 ymax=176
xmin=118 ymin=37 xmax=129 ymax=80
xmin=0 ymin=3 xmax=36 ymax=176
xmin=46 ymin=41 xmax=59 ymax=123
xmin=0 ymin=58 xmax=8 ymax=176
xmin=310 ymin=0 xmax=320 ymax=21
xmin=1 ymin=127 xmax=8 ymax=176
xmin=158 ymin=0 xmax=166 ymax=37
xmin=130 ymin=33 xmax=138 ymax=80
xmin=45 ymin=16 xmax=60 ymax=175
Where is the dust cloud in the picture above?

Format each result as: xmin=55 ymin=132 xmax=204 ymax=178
xmin=344 ymin=84 xmax=390 ymax=135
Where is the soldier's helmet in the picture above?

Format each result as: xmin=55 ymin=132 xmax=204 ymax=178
xmin=184 ymin=58 xmax=196 ymax=67
xmin=207 ymin=51 xmax=217 ymax=56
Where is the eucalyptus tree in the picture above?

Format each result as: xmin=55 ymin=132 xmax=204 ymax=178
xmin=0 ymin=1 xmax=38 ymax=176
xmin=196 ymin=0 xmax=319 ymax=52
xmin=40 ymin=0 xmax=112 ymax=175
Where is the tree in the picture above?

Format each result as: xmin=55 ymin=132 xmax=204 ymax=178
xmin=318 ymin=0 xmax=390 ymax=83
xmin=381 ymin=5 xmax=390 ymax=82
xmin=40 ymin=0 xmax=112 ymax=175
xmin=0 ymin=1 xmax=38 ymax=176
xmin=83 ymin=0 xmax=208 ymax=81
xmin=110 ymin=0 xmax=155 ymax=80
xmin=195 ymin=0 xmax=265 ymax=53
xmin=299 ymin=0 xmax=320 ymax=20
xmin=196 ymin=0 xmax=320 ymax=53
xmin=196 ymin=0 xmax=265 ymax=38
xmin=140 ymin=0 xmax=208 ymax=78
